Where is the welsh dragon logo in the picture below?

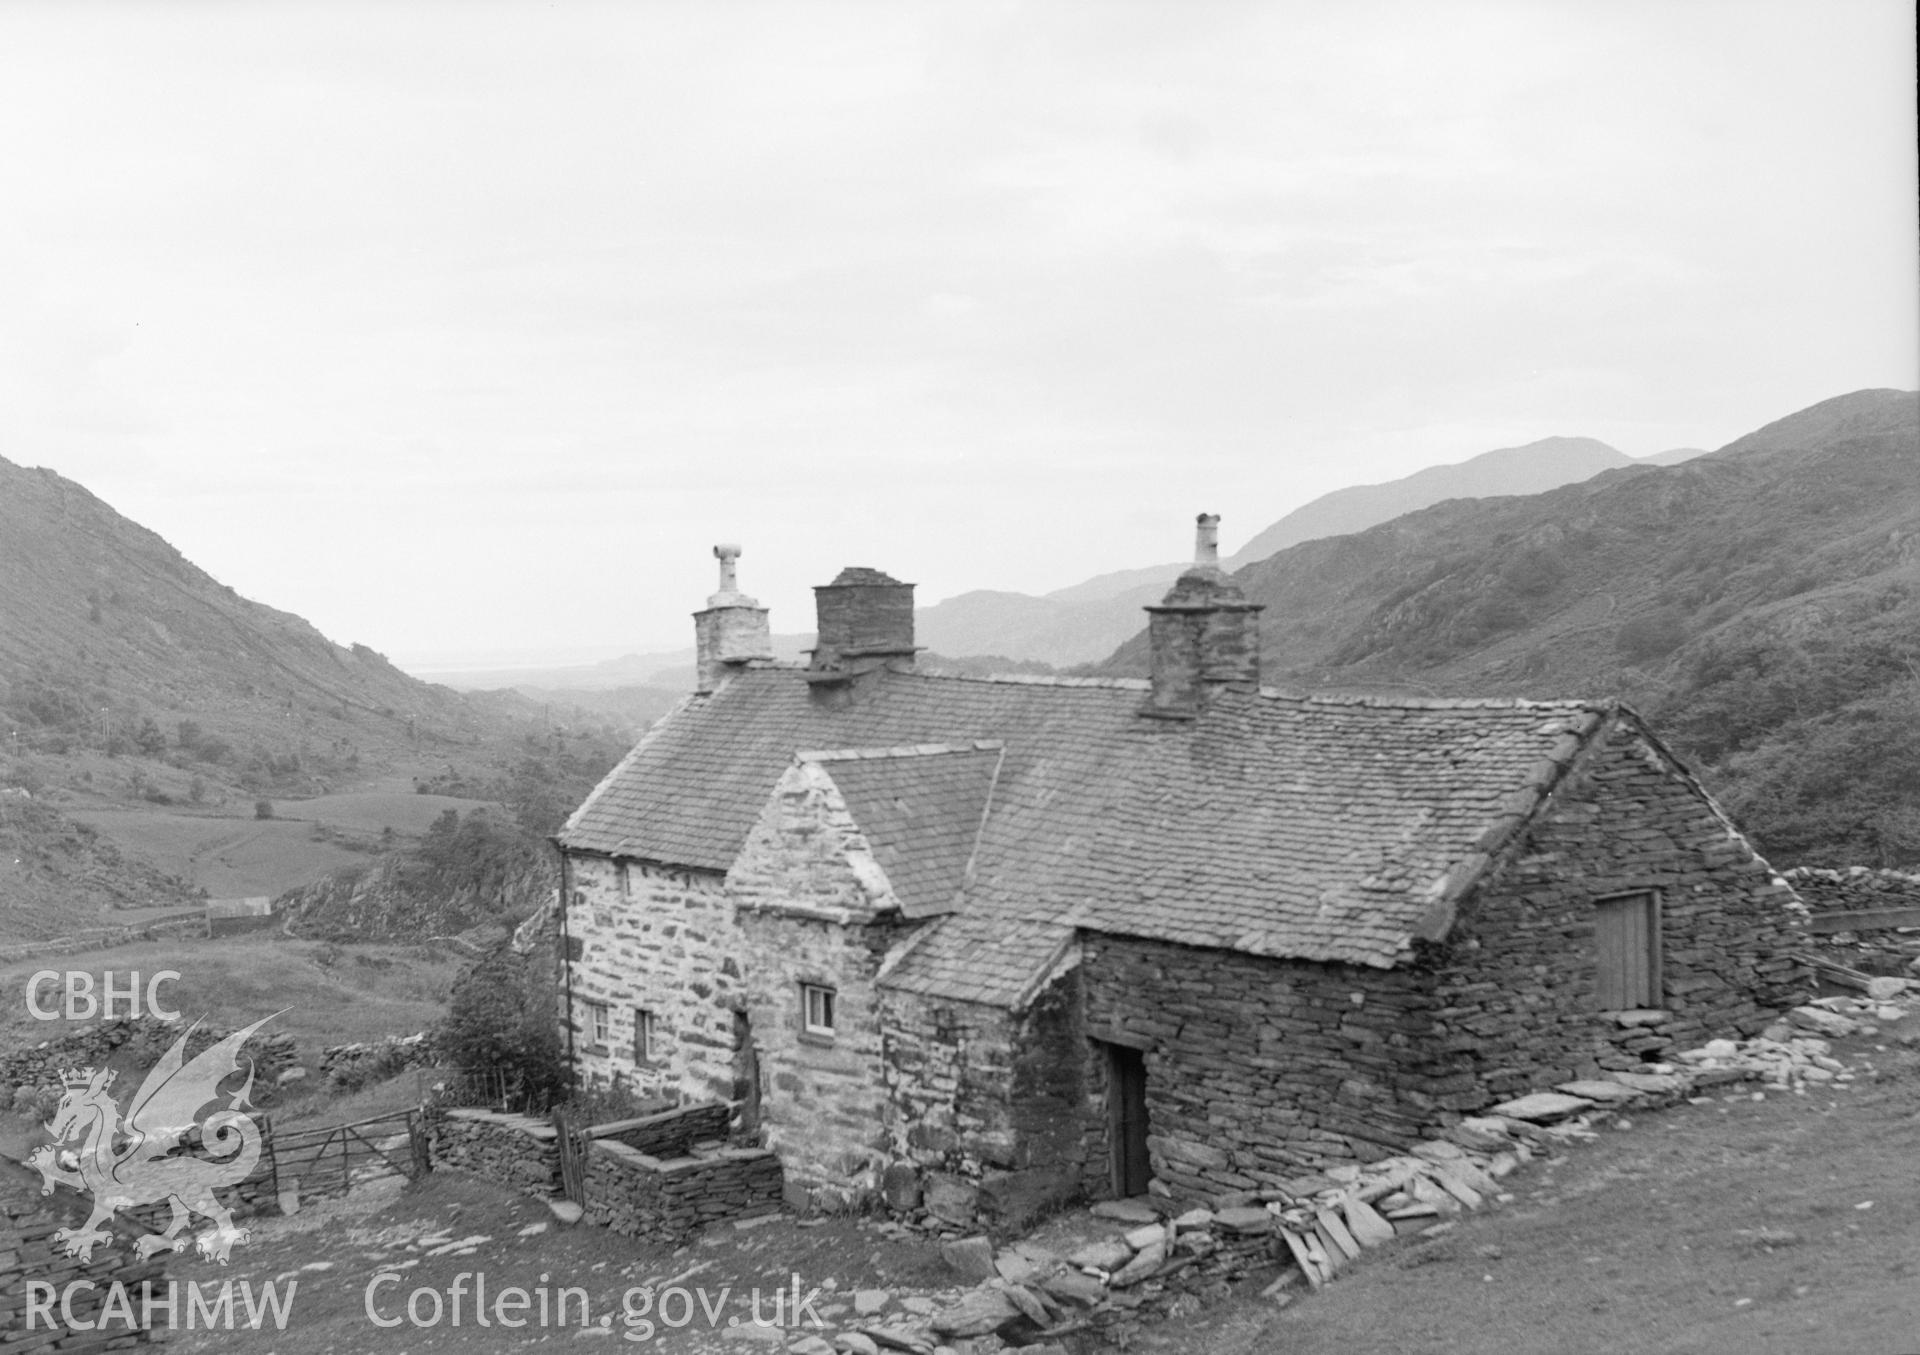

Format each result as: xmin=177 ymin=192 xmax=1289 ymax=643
xmin=28 ymin=1012 xmax=280 ymax=1264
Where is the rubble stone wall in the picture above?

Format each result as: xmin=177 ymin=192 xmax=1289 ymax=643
xmin=1781 ymin=866 xmax=1920 ymax=911
xmin=427 ymin=1108 xmax=560 ymax=1199
xmin=563 ymin=857 xmax=742 ymax=1104
xmin=1420 ymin=718 xmax=1810 ymax=1099
xmin=2 ymin=1018 xmax=297 ymax=1103
xmin=736 ymin=907 xmax=894 ymax=1211
xmin=583 ymin=1140 xmax=782 ymax=1242
xmin=728 ymin=759 xmax=917 ymax=1211
xmin=1083 ymin=937 xmax=1437 ymax=1199
xmin=586 ymin=1102 xmax=732 ymax=1156
xmin=2 ymin=1160 xmax=169 ymax=1347
xmin=1078 ymin=719 xmax=1811 ymax=1205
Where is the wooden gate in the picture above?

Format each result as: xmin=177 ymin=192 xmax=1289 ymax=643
xmin=553 ymin=1107 xmax=589 ymax=1205
xmin=273 ymin=1110 xmax=427 ymax=1202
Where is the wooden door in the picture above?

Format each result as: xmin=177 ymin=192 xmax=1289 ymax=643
xmin=1596 ymin=892 xmax=1660 ymax=1009
xmin=1108 ymin=1044 xmax=1152 ymax=1198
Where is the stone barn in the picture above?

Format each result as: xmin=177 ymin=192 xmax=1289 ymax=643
xmin=554 ymin=525 xmax=1806 ymax=1224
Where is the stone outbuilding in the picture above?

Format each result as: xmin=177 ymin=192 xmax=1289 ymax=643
xmin=554 ymin=521 xmax=1807 ymax=1224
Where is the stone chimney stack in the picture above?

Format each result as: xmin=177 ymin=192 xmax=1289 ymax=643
xmin=693 ymin=544 xmax=773 ymax=694
xmin=807 ymin=566 xmax=918 ymax=680
xmin=1142 ymin=513 xmax=1264 ymax=718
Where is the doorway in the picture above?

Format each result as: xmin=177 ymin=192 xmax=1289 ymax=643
xmin=1106 ymin=1043 xmax=1152 ymax=1198
xmin=732 ymin=1010 xmax=762 ymax=1140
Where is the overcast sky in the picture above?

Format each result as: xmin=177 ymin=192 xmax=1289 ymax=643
xmin=2 ymin=2 xmax=1914 ymax=669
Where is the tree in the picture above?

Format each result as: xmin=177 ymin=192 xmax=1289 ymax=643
xmin=134 ymin=717 xmax=167 ymax=757
xmin=436 ymin=949 xmax=567 ymax=1110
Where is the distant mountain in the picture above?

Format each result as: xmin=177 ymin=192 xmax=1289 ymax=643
xmin=0 ymin=455 xmax=635 ymax=912
xmin=1099 ymin=389 xmax=1920 ymax=867
xmin=0 ymin=456 xmax=519 ymax=771
xmin=415 ymin=635 xmax=814 ymax=694
xmin=1704 ymin=387 xmax=1918 ymax=460
xmin=914 ymin=589 xmax=1157 ymax=668
xmin=1226 ymin=436 xmax=1631 ymax=567
xmin=915 ymin=434 xmax=1641 ymax=665
xmin=1635 ymin=447 xmax=1710 ymax=467
xmin=1041 ymin=564 xmax=1187 ymax=606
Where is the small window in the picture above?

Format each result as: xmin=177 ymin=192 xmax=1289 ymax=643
xmin=802 ymin=984 xmax=837 ymax=1037
xmin=1595 ymin=892 xmax=1661 ymax=1010
xmin=620 ymin=863 xmax=632 ymax=898
xmin=583 ymin=1000 xmax=611 ymax=1047
xmin=634 ymin=1008 xmax=660 ymax=1063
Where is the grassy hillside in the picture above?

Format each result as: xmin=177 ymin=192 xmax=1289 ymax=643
xmin=0 ymin=455 xmax=641 ymax=921
xmin=0 ymin=796 xmax=204 ymax=939
xmin=1101 ymin=390 xmax=1920 ymax=867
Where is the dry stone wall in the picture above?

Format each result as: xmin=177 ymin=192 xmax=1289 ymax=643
xmin=2 ymin=1018 xmax=297 ymax=1105
xmin=1783 ymin=865 xmax=1920 ymax=912
xmin=1083 ymin=937 xmax=1436 ymax=1194
xmin=426 ymin=1105 xmax=783 ymax=1242
xmin=1783 ymin=865 xmax=1920 ymax=974
xmin=426 ymin=1109 xmax=560 ymax=1199
xmin=3 ymin=1160 xmax=170 ymax=1349
xmin=1419 ymin=719 xmax=1809 ymax=1101
xmin=1079 ymin=720 xmax=1810 ymax=1204
xmin=587 ymin=1102 xmax=732 ymax=1157
xmin=583 ymin=1140 xmax=782 ymax=1242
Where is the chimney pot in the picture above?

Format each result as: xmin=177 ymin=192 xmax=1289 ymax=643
xmin=713 ymin=543 xmax=743 ymax=599
xmin=1194 ymin=513 xmax=1220 ymax=568
xmin=693 ymin=544 xmax=772 ymax=693
xmin=1142 ymin=513 xmax=1263 ymax=718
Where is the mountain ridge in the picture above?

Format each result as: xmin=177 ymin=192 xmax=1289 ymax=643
xmin=915 ymin=434 xmax=1648 ymax=663
xmin=1097 ymin=388 xmax=1920 ymax=866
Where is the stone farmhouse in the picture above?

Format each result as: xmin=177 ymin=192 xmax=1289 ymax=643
xmin=554 ymin=520 xmax=1806 ymax=1225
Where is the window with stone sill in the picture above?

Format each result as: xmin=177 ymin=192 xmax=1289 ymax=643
xmin=583 ymin=1000 xmax=611 ymax=1050
xmin=801 ymin=984 xmax=837 ymax=1039
xmin=634 ymin=1008 xmax=661 ymax=1064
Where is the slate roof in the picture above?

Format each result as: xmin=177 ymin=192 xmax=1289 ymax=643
xmin=559 ymin=666 xmax=1611 ymax=1003
xmin=803 ymin=744 xmax=1003 ymax=920
xmin=879 ymin=913 xmax=1076 ymax=1009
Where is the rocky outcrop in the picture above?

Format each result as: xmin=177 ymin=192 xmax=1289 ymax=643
xmin=278 ymin=850 xmax=553 ymax=942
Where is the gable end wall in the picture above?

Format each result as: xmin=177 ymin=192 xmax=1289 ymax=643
xmin=1414 ymin=717 xmax=1809 ymax=1102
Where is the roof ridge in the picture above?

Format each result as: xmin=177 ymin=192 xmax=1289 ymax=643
xmin=797 ymin=740 xmax=1005 ymax=762
xmin=897 ymin=668 xmax=1609 ymax=710
xmin=904 ymin=670 xmax=1152 ymax=691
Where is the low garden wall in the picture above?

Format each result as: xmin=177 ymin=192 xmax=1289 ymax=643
xmin=427 ymin=1102 xmax=783 ymax=1241
xmin=427 ymin=1108 xmax=561 ymax=1198
xmin=584 ymin=1139 xmax=784 ymax=1241
xmin=2 ymin=1017 xmax=298 ymax=1107
xmin=2 ymin=1157 xmax=170 ymax=1346
xmin=584 ymin=1102 xmax=731 ymax=1156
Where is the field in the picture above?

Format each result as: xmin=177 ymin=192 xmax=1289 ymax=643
xmin=62 ymin=779 xmax=500 ymax=900
xmin=0 ymin=932 xmax=461 ymax=1054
